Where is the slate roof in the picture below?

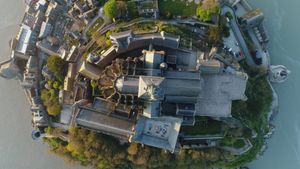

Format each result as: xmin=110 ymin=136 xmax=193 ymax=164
xmin=196 ymin=74 xmax=248 ymax=117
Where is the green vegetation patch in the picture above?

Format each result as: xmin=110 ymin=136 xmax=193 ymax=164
xmin=140 ymin=1 xmax=156 ymax=9
xmin=232 ymin=76 xmax=272 ymax=132
xmin=233 ymin=139 xmax=246 ymax=148
xmin=87 ymin=18 xmax=104 ymax=38
xmin=47 ymin=55 xmax=67 ymax=80
xmin=125 ymin=21 xmax=158 ymax=33
xmin=41 ymin=89 xmax=62 ymax=116
xmin=228 ymin=67 xmax=273 ymax=167
xmin=224 ymin=137 xmax=264 ymax=168
xmin=127 ymin=1 xmax=139 ymax=19
xmin=158 ymin=0 xmax=197 ymax=18
xmin=222 ymin=136 xmax=246 ymax=149
xmin=181 ymin=118 xmax=223 ymax=135
xmin=196 ymin=0 xmax=220 ymax=22
xmin=45 ymin=127 xmax=229 ymax=169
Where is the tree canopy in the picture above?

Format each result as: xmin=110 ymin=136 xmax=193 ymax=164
xmin=197 ymin=0 xmax=220 ymax=21
xmin=45 ymin=127 xmax=231 ymax=169
xmin=41 ymin=89 xmax=62 ymax=116
xmin=207 ymin=16 xmax=230 ymax=45
xmin=46 ymin=55 xmax=67 ymax=78
xmin=104 ymin=0 xmax=118 ymax=19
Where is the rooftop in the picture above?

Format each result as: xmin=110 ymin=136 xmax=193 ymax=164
xmin=196 ymin=74 xmax=248 ymax=117
xmin=15 ymin=24 xmax=32 ymax=54
xmin=133 ymin=116 xmax=182 ymax=152
xmin=77 ymin=107 xmax=135 ymax=138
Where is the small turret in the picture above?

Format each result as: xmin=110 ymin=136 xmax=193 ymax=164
xmin=0 ymin=60 xmax=19 ymax=79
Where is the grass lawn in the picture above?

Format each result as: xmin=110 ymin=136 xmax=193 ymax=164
xmin=181 ymin=119 xmax=223 ymax=135
xmin=87 ymin=18 xmax=104 ymax=38
xmin=233 ymin=139 xmax=246 ymax=148
xmin=158 ymin=0 xmax=198 ymax=17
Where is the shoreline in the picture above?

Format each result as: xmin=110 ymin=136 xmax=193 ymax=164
xmin=0 ymin=0 xmax=288 ymax=168
xmin=232 ymin=0 xmax=280 ymax=122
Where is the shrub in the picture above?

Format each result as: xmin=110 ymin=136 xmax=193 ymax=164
xmin=225 ymin=11 xmax=233 ymax=20
xmin=53 ymin=81 xmax=60 ymax=90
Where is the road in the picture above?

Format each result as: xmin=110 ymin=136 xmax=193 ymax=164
xmin=222 ymin=5 xmax=256 ymax=67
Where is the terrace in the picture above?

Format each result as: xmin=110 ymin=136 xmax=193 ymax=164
xmin=158 ymin=0 xmax=198 ymax=18
xmin=87 ymin=18 xmax=104 ymax=38
xmin=180 ymin=117 xmax=224 ymax=135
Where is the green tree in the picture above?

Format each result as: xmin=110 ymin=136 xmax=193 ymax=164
xmin=41 ymin=89 xmax=62 ymax=116
xmin=53 ymin=81 xmax=60 ymax=90
xmin=47 ymin=104 xmax=62 ymax=116
xmin=225 ymin=11 xmax=233 ymax=20
xmin=104 ymin=0 xmax=118 ymax=19
xmin=47 ymin=55 xmax=67 ymax=78
xmin=127 ymin=1 xmax=139 ymax=18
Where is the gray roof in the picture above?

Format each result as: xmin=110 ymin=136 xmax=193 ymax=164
xmin=196 ymin=74 xmax=248 ymax=117
xmin=143 ymin=101 xmax=160 ymax=118
xmin=76 ymin=106 xmax=135 ymax=138
xmin=39 ymin=21 xmax=53 ymax=38
xmin=59 ymin=105 xmax=72 ymax=125
xmin=26 ymin=56 xmax=37 ymax=71
xmin=133 ymin=116 xmax=182 ymax=153
xmin=22 ymin=12 xmax=36 ymax=28
xmin=138 ymin=76 xmax=165 ymax=101
xmin=164 ymin=77 xmax=202 ymax=102
xmin=110 ymin=30 xmax=133 ymax=49
xmin=110 ymin=30 xmax=133 ymax=39
xmin=164 ymin=70 xmax=200 ymax=80
xmin=110 ymin=31 xmax=180 ymax=52
xmin=79 ymin=61 xmax=103 ymax=80
xmin=116 ymin=76 xmax=139 ymax=94
xmin=15 ymin=24 xmax=32 ymax=54
xmin=144 ymin=50 xmax=164 ymax=69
